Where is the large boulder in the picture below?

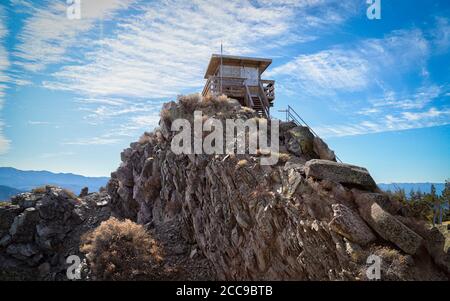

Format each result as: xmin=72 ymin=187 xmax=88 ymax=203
xmin=355 ymin=193 xmax=423 ymax=255
xmin=304 ymin=159 xmax=377 ymax=191
xmin=328 ymin=204 xmax=376 ymax=246
xmin=285 ymin=126 xmax=315 ymax=158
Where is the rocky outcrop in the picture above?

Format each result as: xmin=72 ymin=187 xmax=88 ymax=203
xmin=1 ymin=95 xmax=447 ymax=281
xmin=0 ymin=186 xmax=111 ymax=280
xmin=106 ymin=95 xmax=448 ymax=281
xmin=304 ymin=159 xmax=377 ymax=191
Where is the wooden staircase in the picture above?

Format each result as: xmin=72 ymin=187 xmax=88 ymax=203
xmin=244 ymin=83 xmax=270 ymax=119
xmin=252 ymin=95 xmax=266 ymax=118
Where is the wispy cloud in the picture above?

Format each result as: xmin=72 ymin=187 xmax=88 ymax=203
xmin=34 ymin=0 xmax=357 ymax=140
xmin=13 ymin=0 xmax=135 ymax=72
xmin=269 ymin=50 xmax=370 ymax=95
xmin=369 ymin=85 xmax=443 ymax=110
xmin=316 ymin=107 xmax=450 ymax=138
xmin=43 ymin=0 xmax=318 ymax=98
xmin=430 ymin=16 xmax=450 ymax=52
xmin=0 ymin=5 xmax=10 ymax=154
xmin=40 ymin=151 xmax=76 ymax=159
xmin=63 ymin=136 xmax=121 ymax=146
xmin=269 ymin=29 xmax=429 ymax=96
xmin=0 ymin=120 xmax=10 ymax=155
xmin=28 ymin=120 xmax=52 ymax=126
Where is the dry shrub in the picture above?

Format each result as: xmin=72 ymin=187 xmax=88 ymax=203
xmin=31 ymin=185 xmax=77 ymax=199
xmin=202 ymin=94 xmax=230 ymax=110
xmin=138 ymin=132 xmax=153 ymax=145
xmin=160 ymin=107 xmax=171 ymax=122
xmin=31 ymin=186 xmax=47 ymax=194
xmin=62 ymin=188 xmax=77 ymax=200
xmin=81 ymin=217 xmax=162 ymax=281
xmin=202 ymin=93 xmax=214 ymax=104
xmin=178 ymin=94 xmax=201 ymax=112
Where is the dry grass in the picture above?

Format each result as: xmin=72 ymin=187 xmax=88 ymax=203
xmin=236 ymin=159 xmax=248 ymax=169
xmin=81 ymin=217 xmax=162 ymax=281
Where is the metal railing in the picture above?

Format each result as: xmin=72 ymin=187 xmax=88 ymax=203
xmin=280 ymin=105 xmax=342 ymax=163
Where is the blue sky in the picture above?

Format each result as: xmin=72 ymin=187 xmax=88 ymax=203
xmin=0 ymin=0 xmax=448 ymax=182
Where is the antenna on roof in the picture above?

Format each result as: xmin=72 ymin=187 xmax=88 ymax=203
xmin=220 ymin=42 xmax=223 ymax=95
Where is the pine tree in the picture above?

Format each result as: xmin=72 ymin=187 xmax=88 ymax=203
xmin=442 ymin=180 xmax=450 ymax=222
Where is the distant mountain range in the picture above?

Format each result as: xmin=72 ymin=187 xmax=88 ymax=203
xmin=378 ymin=183 xmax=445 ymax=195
xmin=0 ymin=167 xmax=109 ymax=201
xmin=0 ymin=185 xmax=25 ymax=201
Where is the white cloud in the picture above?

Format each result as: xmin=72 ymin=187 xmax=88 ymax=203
xmin=369 ymin=85 xmax=442 ymax=110
xmin=270 ymin=29 xmax=430 ymax=96
xmin=40 ymin=151 xmax=76 ymax=159
xmin=269 ymin=50 xmax=370 ymax=95
xmin=30 ymin=0 xmax=357 ymax=141
xmin=63 ymin=136 xmax=121 ymax=146
xmin=401 ymin=107 xmax=450 ymax=122
xmin=315 ymin=107 xmax=450 ymax=138
xmin=0 ymin=6 xmax=10 ymax=154
xmin=0 ymin=120 xmax=10 ymax=155
xmin=42 ymin=0 xmax=357 ymax=99
xmin=28 ymin=121 xmax=52 ymax=126
xmin=431 ymin=17 xmax=450 ymax=52
xmin=13 ymin=0 xmax=135 ymax=72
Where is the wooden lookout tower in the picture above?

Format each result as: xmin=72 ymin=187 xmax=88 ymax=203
xmin=202 ymin=54 xmax=275 ymax=118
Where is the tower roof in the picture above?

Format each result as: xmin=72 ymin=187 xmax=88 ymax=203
xmin=204 ymin=54 xmax=272 ymax=79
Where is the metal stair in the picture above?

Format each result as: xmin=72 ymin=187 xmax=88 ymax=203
xmin=280 ymin=105 xmax=342 ymax=163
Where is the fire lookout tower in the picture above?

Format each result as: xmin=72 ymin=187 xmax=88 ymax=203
xmin=202 ymin=54 xmax=275 ymax=118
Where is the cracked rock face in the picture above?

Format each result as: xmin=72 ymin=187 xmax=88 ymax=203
xmin=106 ymin=95 xmax=449 ymax=281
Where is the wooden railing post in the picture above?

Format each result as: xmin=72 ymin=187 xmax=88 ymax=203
xmin=245 ymin=84 xmax=254 ymax=107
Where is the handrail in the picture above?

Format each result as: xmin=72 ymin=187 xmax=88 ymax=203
xmin=284 ymin=105 xmax=342 ymax=163
xmin=257 ymin=83 xmax=270 ymax=118
xmin=244 ymin=84 xmax=254 ymax=107
xmin=259 ymin=82 xmax=270 ymax=108
xmin=202 ymin=77 xmax=212 ymax=96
